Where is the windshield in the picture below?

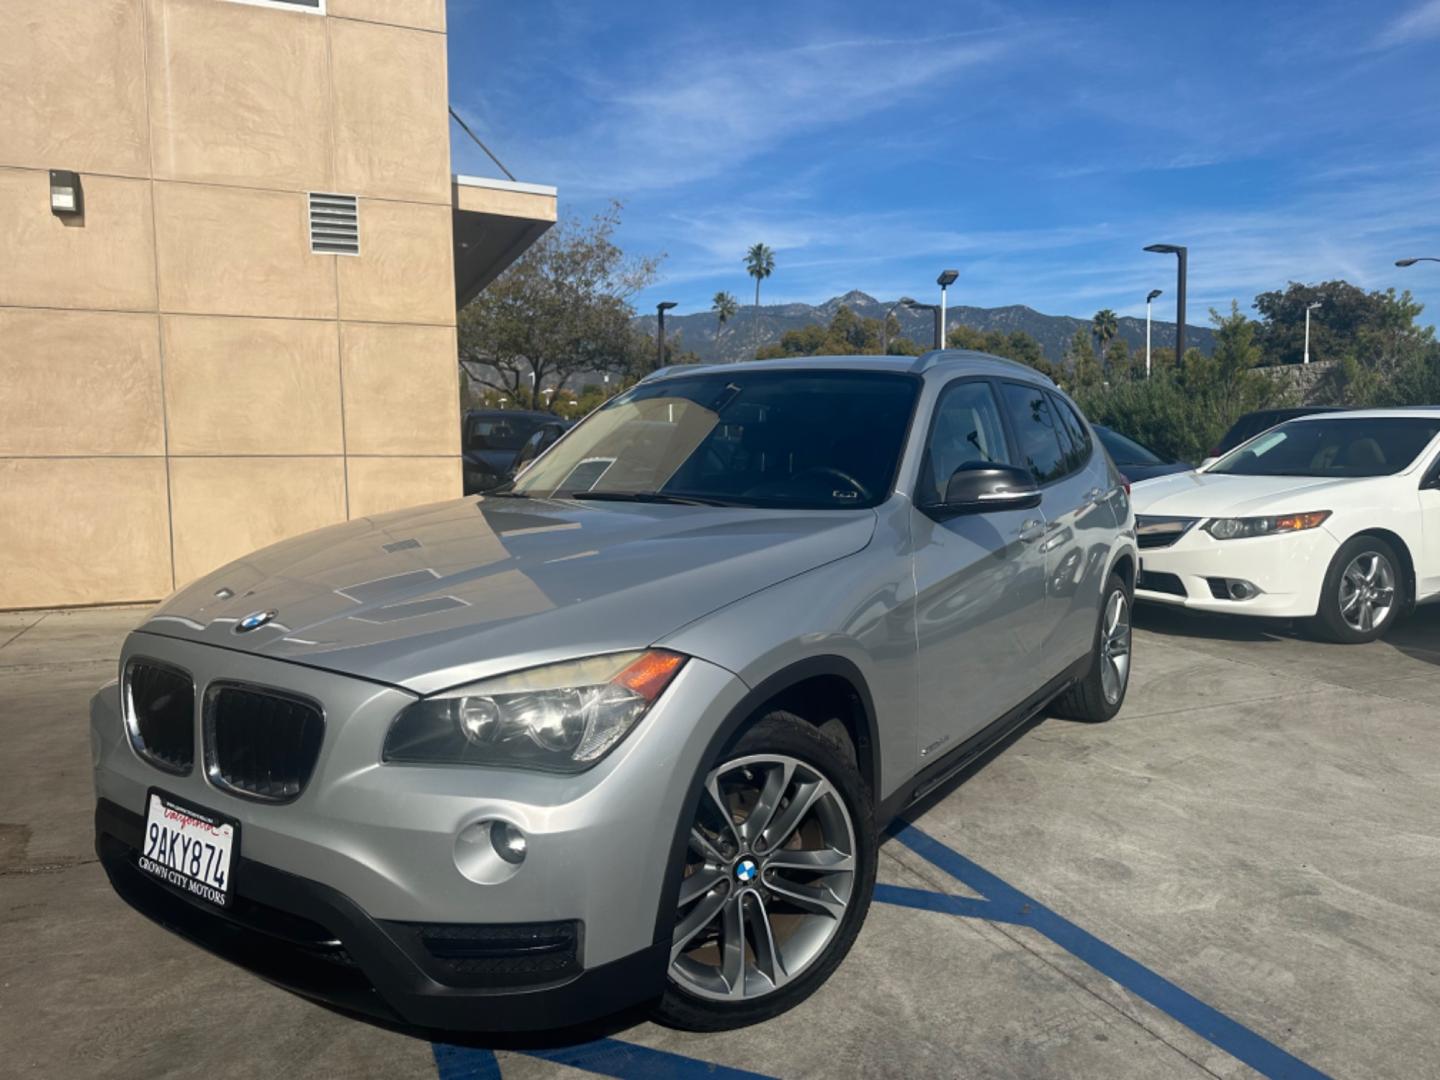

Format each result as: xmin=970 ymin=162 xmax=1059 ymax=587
xmin=1097 ymin=427 xmax=1162 ymax=466
xmin=1208 ymin=417 xmax=1440 ymax=478
xmin=508 ymin=370 xmax=919 ymax=509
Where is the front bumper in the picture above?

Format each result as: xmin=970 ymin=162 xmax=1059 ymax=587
xmin=1134 ymin=525 xmax=1338 ymax=618
xmin=95 ymin=799 xmax=666 ymax=1031
xmin=91 ymin=632 xmax=749 ymax=1030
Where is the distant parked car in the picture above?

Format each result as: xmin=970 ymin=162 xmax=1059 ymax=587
xmin=1093 ymin=426 xmax=1192 ymax=484
xmin=1200 ymin=407 xmax=1347 ymax=467
xmin=462 ymin=409 xmax=570 ymax=494
xmin=1131 ymin=409 xmax=1440 ymax=642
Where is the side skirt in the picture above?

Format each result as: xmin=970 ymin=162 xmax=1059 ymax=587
xmin=876 ymin=653 xmax=1090 ymax=828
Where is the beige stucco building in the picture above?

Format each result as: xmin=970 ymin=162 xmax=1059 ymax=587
xmin=0 ymin=0 xmax=555 ymax=610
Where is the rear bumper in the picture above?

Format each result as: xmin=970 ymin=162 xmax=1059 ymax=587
xmin=95 ymin=798 xmax=666 ymax=1032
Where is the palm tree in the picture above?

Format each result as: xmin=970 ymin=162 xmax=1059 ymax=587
xmin=712 ymin=291 xmax=739 ymax=343
xmin=744 ymin=243 xmax=775 ymax=307
xmin=1092 ymin=308 xmax=1119 ymax=362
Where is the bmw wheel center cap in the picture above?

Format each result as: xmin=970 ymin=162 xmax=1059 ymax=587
xmin=735 ymin=858 xmax=758 ymax=883
xmin=236 ymin=610 xmax=276 ymax=633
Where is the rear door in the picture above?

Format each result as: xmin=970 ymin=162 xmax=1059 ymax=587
xmin=996 ymin=382 xmax=1114 ymax=680
xmin=911 ymin=378 xmax=1048 ymax=761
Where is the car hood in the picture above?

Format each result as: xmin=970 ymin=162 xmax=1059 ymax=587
xmin=1117 ymin=461 xmax=1192 ymax=484
xmin=1129 ymin=470 xmax=1370 ymax=517
xmin=139 ymin=496 xmax=877 ymax=695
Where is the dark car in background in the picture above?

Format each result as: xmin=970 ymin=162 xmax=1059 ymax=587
xmin=1201 ymin=406 xmax=1347 ymax=466
xmin=462 ymin=409 xmax=571 ymax=494
xmin=1093 ymin=425 xmax=1192 ymax=483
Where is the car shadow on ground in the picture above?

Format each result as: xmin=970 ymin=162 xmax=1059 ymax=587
xmin=1132 ymin=600 xmax=1440 ymax=667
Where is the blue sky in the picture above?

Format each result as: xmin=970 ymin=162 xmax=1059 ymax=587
xmin=447 ymin=0 xmax=1440 ymax=329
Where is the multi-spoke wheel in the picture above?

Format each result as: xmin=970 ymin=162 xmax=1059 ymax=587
xmin=654 ymin=714 xmax=876 ymax=1030
xmin=1099 ymin=589 xmax=1132 ymax=706
xmin=1311 ymin=536 xmax=1405 ymax=643
xmin=1052 ymin=572 xmax=1132 ymax=722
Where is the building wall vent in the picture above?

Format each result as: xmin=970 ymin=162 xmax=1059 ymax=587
xmin=309 ymin=192 xmax=359 ymax=256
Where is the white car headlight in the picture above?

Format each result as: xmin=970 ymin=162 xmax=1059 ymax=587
xmin=1202 ymin=510 xmax=1331 ymax=541
xmin=383 ymin=650 xmax=686 ymax=772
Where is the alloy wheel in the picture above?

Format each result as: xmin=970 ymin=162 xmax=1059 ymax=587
xmin=1339 ymin=552 xmax=1395 ymax=633
xmin=1100 ymin=589 xmax=1131 ymax=706
xmin=670 ymin=753 xmax=857 ymax=1002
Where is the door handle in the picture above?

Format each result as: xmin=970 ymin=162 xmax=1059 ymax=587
xmin=1083 ymin=486 xmax=1105 ymax=505
xmin=1018 ymin=518 xmax=1046 ymax=542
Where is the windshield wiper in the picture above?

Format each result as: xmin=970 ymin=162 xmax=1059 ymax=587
xmin=571 ymin=491 xmax=739 ymax=507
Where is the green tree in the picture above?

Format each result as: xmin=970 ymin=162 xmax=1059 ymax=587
xmin=1106 ymin=337 xmax=1135 ymax=382
xmin=754 ymin=304 xmax=918 ymax=359
xmin=744 ymin=243 xmax=775 ymax=307
xmin=712 ymin=290 xmax=739 ymax=343
xmin=1065 ymin=328 xmax=1103 ymax=394
xmin=458 ymin=202 xmax=660 ymax=410
xmin=946 ymin=324 xmax=1057 ymax=378
xmin=1091 ymin=308 xmax=1119 ymax=362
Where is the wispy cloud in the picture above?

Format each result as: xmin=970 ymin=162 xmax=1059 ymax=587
xmin=1373 ymin=0 xmax=1440 ymax=48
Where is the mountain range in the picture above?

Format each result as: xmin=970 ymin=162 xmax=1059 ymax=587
xmin=636 ymin=290 xmax=1215 ymax=365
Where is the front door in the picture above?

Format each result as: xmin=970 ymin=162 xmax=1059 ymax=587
xmin=1418 ymin=443 xmax=1440 ymax=599
xmin=912 ymin=379 xmax=1048 ymax=764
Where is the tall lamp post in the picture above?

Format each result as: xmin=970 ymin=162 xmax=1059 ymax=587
xmin=1396 ymin=257 xmax=1440 ymax=267
xmin=936 ymin=269 xmax=958 ymax=347
xmin=903 ymin=298 xmax=942 ymax=349
xmin=881 ymin=296 xmax=915 ymax=353
xmin=1143 ymin=244 xmax=1188 ymax=364
xmin=1145 ymin=288 xmax=1162 ymax=378
xmin=1303 ymin=301 xmax=1322 ymax=365
xmin=655 ymin=300 xmax=677 ymax=370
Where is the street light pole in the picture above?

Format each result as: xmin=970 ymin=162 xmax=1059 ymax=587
xmin=936 ymin=270 xmax=958 ymax=348
xmin=881 ymin=296 xmax=915 ymax=353
xmin=1143 ymin=244 xmax=1188 ymax=364
xmin=1145 ymin=288 xmax=1162 ymax=378
xmin=655 ymin=301 xmax=677 ymax=371
xmin=903 ymin=299 xmax=942 ymax=349
xmin=1303 ymin=301 xmax=1322 ymax=365
xmin=1395 ymin=257 xmax=1440 ymax=267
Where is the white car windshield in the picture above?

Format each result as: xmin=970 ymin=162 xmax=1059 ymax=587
xmin=1208 ymin=416 xmax=1440 ymax=478
xmin=506 ymin=370 xmax=920 ymax=509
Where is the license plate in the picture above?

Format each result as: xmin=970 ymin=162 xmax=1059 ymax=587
xmin=138 ymin=790 xmax=237 ymax=908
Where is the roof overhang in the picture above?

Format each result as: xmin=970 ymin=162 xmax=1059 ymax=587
xmin=452 ymin=175 xmax=558 ymax=307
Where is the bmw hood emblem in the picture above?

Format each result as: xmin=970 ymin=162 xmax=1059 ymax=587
xmin=735 ymin=858 xmax=758 ymax=883
xmin=235 ymin=609 xmax=276 ymax=633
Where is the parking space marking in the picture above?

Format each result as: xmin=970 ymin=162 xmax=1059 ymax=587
xmin=434 ymin=1038 xmax=776 ymax=1079
xmin=889 ymin=821 xmax=1332 ymax=1080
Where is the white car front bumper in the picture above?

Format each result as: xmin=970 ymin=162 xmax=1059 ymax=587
xmin=1135 ymin=522 xmax=1340 ymax=618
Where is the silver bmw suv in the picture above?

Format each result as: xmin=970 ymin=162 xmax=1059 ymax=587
xmin=92 ymin=351 xmax=1136 ymax=1032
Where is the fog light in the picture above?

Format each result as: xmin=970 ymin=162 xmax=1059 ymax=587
xmin=491 ymin=820 xmax=527 ymax=865
xmin=1228 ymin=580 xmax=1259 ymax=600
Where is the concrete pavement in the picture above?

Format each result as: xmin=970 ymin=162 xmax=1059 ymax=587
xmin=2 ymin=603 xmax=1437 ymax=1078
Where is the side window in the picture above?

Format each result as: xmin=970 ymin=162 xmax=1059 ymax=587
xmin=998 ymin=382 xmax=1067 ymax=484
xmin=1049 ymin=392 xmax=1093 ymax=475
xmin=919 ymin=380 xmax=1011 ymax=504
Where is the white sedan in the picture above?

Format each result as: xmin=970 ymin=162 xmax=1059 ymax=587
xmin=1130 ymin=409 xmax=1440 ymax=642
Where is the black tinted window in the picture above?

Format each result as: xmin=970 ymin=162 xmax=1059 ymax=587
xmin=1210 ymin=417 xmax=1440 ymax=477
xmin=466 ymin=414 xmax=544 ymax=452
xmin=1052 ymin=394 xmax=1093 ymax=472
xmin=1096 ymin=427 xmax=1161 ymax=466
xmin=920 ymin=381 xmax=1011 ymax=504
xmin=999 ymin=382 xmax=1067 ymax=483
xmin=511 ymin=371 xmax=919 ymax=509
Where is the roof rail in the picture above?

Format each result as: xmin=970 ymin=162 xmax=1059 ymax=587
xmin=910 ymin=348 xmax=1055 ymax=383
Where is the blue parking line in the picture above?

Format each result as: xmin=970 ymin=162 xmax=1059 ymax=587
xmin=434 ymin=1038 xmax=774 ymax=1079
xmin=888 ymin=821 xmax=1332 ymax=1080
xmin=873 ymin=882 xmax=1023 ymax=923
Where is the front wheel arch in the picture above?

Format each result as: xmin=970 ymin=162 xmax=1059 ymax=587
xmin=1341 ymin=528 xmax=1416 ymax=615
xmin=649 ymin=655 xmax=880 ymax=948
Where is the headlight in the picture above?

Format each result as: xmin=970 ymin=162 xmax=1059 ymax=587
xmin=1202 ymin=510 xmax=1331 ymax=540
xmin=383 ymin=650 xmax=686 ymax=772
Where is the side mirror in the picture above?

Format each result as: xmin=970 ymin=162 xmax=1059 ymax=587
xmin=926 ymin=462 xmax=1041 ymax=517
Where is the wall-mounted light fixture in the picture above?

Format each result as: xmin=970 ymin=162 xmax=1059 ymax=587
xmin=49 ymin=170 xmax=83 ymax=217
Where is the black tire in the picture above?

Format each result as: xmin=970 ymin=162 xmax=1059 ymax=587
xmin=1307 ymin=535 xmax=1405 ymax=644
xmin=1051 ymin=573 xmax=1131 ymax=723
xmin=653 ymin=712 xmax=878 ymax=1031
